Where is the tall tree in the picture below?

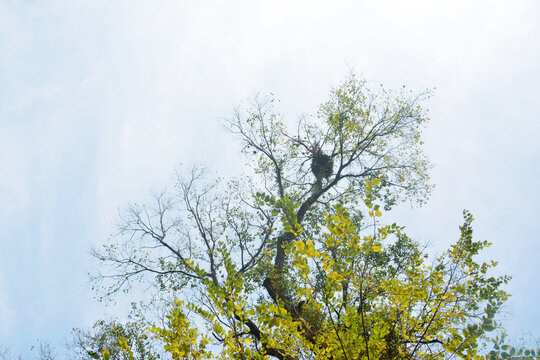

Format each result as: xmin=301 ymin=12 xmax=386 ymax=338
xmin=93 ymin=75 xmax=514 ymax=359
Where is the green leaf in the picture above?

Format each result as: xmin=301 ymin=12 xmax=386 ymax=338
xmin=87 ymin=351 xmax=100 ymax=360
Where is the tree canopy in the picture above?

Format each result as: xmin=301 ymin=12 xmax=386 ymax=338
xmin=89 ymin=75 xmax=531 ymax=360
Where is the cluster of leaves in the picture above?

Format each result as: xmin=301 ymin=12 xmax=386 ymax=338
xmin=479 ymin=334 xmax=540 ymax=360
xmin=70 ymin=319 xmax=162 ymax=360
xmin=149 ymin=300 xmax=212 ymax=359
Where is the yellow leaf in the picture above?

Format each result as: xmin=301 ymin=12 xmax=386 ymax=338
xmin=294 ymin=240 xmax=305 ymax=251
xmin=323 ymin=259 xmax=334 ymax=271
xmin=328 ymin=271 xmax=344 ymax=282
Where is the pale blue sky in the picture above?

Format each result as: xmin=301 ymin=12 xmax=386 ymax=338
xmin=1 ymin=0 xmax=539 ymax=356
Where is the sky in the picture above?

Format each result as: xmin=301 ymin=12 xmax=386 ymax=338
xmin=1 ymin=0 xmax=539 ymax=356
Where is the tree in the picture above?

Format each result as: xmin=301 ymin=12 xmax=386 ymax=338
xmin=0 ymin=344 xmax=22 ymax=360
xmin=1 ymin=341 xmax=57 ymax=360
xmin=69 ymin=319 xmax=163 ymax=360
xmin=92 ymin=75 xmax=519 ymax=359
xmin=31 ymin=341 xmax=57 ymax=360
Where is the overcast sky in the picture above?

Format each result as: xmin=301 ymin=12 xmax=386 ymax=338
xmin=1 ymin=0 xmax=539 ymax=356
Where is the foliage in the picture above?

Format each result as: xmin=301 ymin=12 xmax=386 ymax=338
xmin=148 ymin=195 xmax=511 ymax=360
xmin=149 ymin=300 xmax=211 ymax=360
xmin=486 ymin=334 xmax=540 ymax=360
xmin=70 ymin=319 xmax=161 ymax=360
xmin=91 ymin=74 xmax=532 ymax=359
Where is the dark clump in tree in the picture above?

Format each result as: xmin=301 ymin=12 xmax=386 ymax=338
xmin=310 ymin=143 xmax=333 ymax=181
